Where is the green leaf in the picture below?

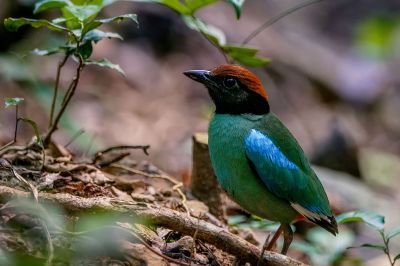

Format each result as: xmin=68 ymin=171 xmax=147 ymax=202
xmin=52 ymin=17 xmax=68 ymax=24
xmin=132 ymin=0 xmax=189 ymax=14
xmin=34 ymin=0 xmax=71 ymax=14
xmin=226 ymin=0 xmax=245 ymax=19
xmin=5 ymin=98 xmax=24 ymax=108
xmin=387 ymin=225 xmax=400 ymax=240
xmin=70 ymin=0 xmax=105 ymax=6
xmin=394 ymin=253 xmax=400 ymax=262
xmin=134 ymin=0 xmax=219 ymax=14
xmin=83 ymin=29 xmax=123 ymax=43
xmin=81 ymin=14 xmax=138 ymax=38
xmin=336 ymin=211 xmax=385 ymax=231
xmin=85 ymin=59 xmax=125 ymax=76
xmin=63 ymin=4 xmax=102 ymax=22
xmin=185 ymin=0 xmax=219 ymax=14
xmin=96 ymin=14 xmax=138 ymax=24
xmin=60 ymin=1 xmax=108 ymax=30
xmin=4 ymin=17 xmax=68 ymax=32
xmin=348 ymin=243 xmax=386 ymax=251
xmin=32 ymin=48 xmax=64 ymax=56
xmin=160 ymin=0 xmax=189 ymax=14
xmin=355 ymin=16 xmax=399 ymax=60
xmin=78 ymin=41 xmax=93 ymax=59
xmin=222 ymin=44 xmax=270 ymax=67
xmin=182 ymin=16 xmax=226 ymax=46
xmin=223 ymin=45 xmax=258 ymax=56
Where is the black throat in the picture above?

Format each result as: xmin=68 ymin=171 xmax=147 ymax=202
xmin=209 ymin=88 xmax=270 ymax=115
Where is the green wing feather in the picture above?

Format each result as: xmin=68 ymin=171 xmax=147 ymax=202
xmin=245 ymin=113 xmax=337 ymax=234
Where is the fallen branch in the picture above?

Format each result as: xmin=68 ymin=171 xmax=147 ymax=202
xmin=0 ymin=185 xmax=306 ymax=266
xmin=93 ymin=145 xmax=150 ymax=162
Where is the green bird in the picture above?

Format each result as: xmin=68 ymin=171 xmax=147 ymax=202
xmin=184 ymin=64 xmax=337 ymax=256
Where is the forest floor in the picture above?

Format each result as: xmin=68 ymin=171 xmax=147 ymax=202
xmin=0 ymin=139 xmax=308 ymax=266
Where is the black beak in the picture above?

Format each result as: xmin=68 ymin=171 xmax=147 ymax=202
xmin=183 ymin=70 xmax=211 ymax=84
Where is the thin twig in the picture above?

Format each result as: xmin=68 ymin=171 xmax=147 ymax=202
xmin=242 ymin=0 xmax=325 ymax=45
xmin=262 ymin=68 xmax=318 ymax=149
xmin=191 ymin=216 xmax=201 ymax=256
xmin=96 ymin=152 xmax=131 ymax=168
xmin=93 ymin=145 xmax=150 ymax=162
xmin=84 ymin=134 xmax=96 ymax=157
xmin=49 ymin=54 xmax=69 ymax=129
xmin=0 ymin=105 xmax=20 ymax=152
xmin=0 ymin=159 xmax=38 ymax=201
xmin=379 ymin=230 xmax=395 ymax=266
xmin=44 ymin=55 xmax=84 ymax=146
xmin=11 ymin=167 xmax=38 ymax=202
xmin=65 ymin=128 xmax=85 ymax=148
xmin=16 ymin=117 xmax=46 ymax=171
xmin=0 ymin=146 xmax=29 ymax=157
xmin=0 ymin=105 xmax=45 ymax=166
xmin=198 ymin=241 xmax=221 ymax=266
xmin=117 ymin=223 xmax=191 ymax=266
xmin=0 ymin=160 xmax=53 ymax=265
xmin=191 ymin=15 xmax=231 ymax=64
xmin=112 ymin=164 xmax=190 ymax=215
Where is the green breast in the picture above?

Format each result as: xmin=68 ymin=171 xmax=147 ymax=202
xmin=208 ymin=114 xmax=297 ymax=223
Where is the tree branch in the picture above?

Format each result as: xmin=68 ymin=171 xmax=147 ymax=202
xmin=0 ymin=185 xmax=307 ymax=266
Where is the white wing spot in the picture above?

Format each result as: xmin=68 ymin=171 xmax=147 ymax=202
xmin=291 ymin=203 xmax=329 ymax=221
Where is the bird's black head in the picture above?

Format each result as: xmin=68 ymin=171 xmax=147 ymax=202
xmin=184 ymin=64 xmax=270 ymax=115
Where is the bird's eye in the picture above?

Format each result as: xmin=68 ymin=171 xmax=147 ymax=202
xmin=223 ymin=77 xmax=238 ymax=88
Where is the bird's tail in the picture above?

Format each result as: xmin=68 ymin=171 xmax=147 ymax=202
xmin=312 ymin=215 xmax=338 ymax=235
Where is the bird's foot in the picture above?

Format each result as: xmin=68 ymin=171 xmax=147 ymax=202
xmin=257 ymin=224 xmax=285 ymax=266
xmin=281 ymin=224 xmax=293 ymax=255
xmin=257 ymin=223 xmax=293 ymax=265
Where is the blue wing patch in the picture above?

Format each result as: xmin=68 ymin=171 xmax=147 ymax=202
xmin=244 ymin=128 xmax=337 ymax=233
xmin=245 ymin=129 xmax=298 ymax=170
xmin=244 ymin=129 xmax=302 ymax=201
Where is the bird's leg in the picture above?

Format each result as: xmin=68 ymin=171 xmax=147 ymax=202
xmin=281 ymin=224 xmax=293 ymax=255
xmin=265 ymin=224 xmax=283 ymax=251
xmin=257 ymin=224 xmax=284 ymax=265
xmin=257 ymin=233 xmax=271 ymax=266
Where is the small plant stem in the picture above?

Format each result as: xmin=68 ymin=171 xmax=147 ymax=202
xmin=0 ymin=105 xmax=20 ymax=151
xmin=43 ymin=55 xmax=84 ymax=146
xmin=13 ymin=105 xmax=19 ymax=141
xmin=379 ymin=230 xmax=395 ymax=266
xmin=64 ymin=128 xmax=85 ymax=147
xmin=49 ymin=54 xmax=69 ymax=129
xmin=191 ymin=15 xmax=231 ymax=64
xmin=242 ymin=0 xmax=324 ymax=45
